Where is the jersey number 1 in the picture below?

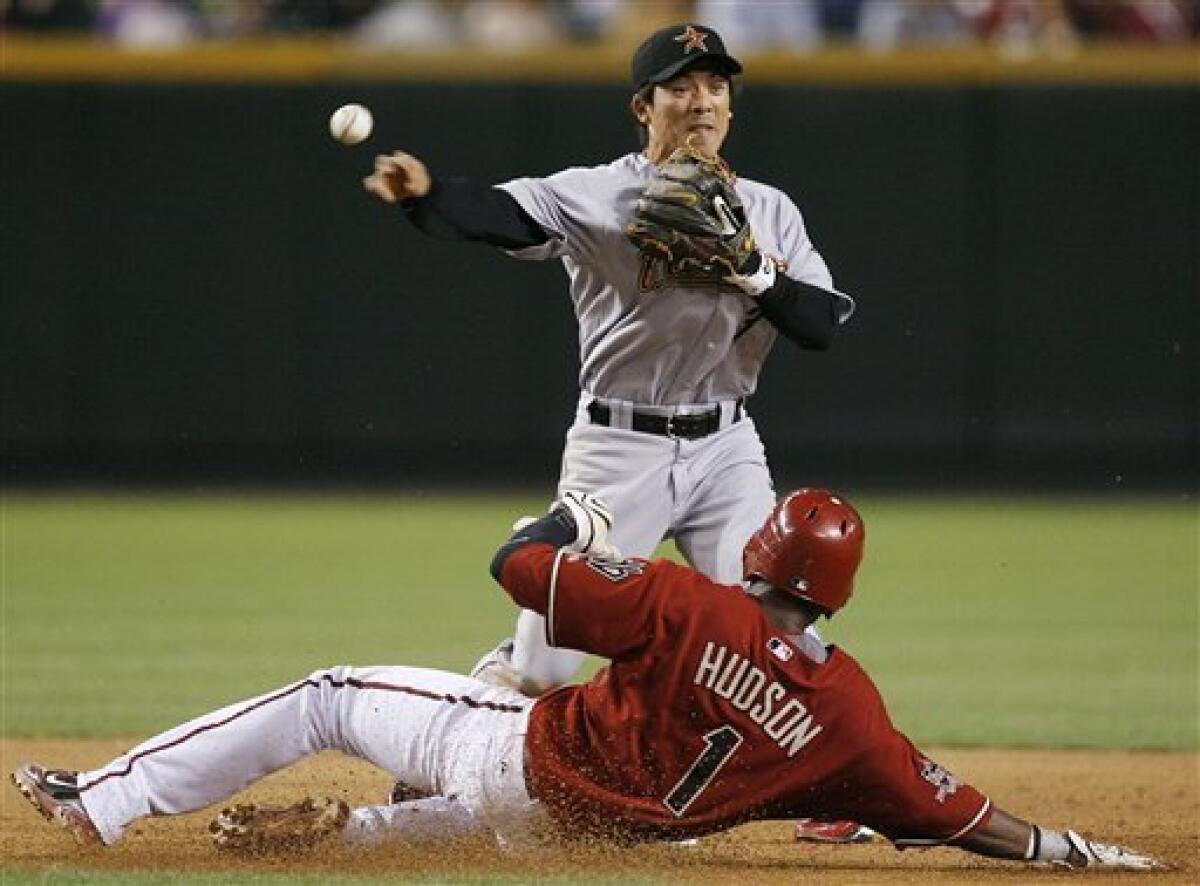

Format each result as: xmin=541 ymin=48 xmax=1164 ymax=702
xmin=664 ymin=725 xmax=744 ymax=817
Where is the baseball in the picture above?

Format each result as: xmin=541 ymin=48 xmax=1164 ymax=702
xmin=328 ymin=103 xmax=373 ymax=146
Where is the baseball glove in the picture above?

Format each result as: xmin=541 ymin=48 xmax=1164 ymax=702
xmin=626 ymin=146 xmax=756 ymax=278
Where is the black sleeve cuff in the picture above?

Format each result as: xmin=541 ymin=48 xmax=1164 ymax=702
xmin=403 ymin=177 xmax=548 ymax=249
xmin=489 ymin=509 xmax=578 ymax=581
xmin=756 ymin=275 xmax=841 ymax=350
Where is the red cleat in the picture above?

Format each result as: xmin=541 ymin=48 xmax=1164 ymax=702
xmin=794 ymin=818 xmax=875 ymax=844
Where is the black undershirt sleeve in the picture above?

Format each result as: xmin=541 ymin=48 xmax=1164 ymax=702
xmin=755 ymin=274 xmax=842 ymax=350
xmin=402 ymin=177 xmax=549 ymax=250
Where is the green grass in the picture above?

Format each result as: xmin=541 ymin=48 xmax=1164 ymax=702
xmin=1 ymin=491 xmax=1196 ymax=749
xmin=820 ymin=495 xmax=1198 ymax=749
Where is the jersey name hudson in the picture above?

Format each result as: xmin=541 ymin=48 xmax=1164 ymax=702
xmin=693 ymin=641 xmax=823 ymax=758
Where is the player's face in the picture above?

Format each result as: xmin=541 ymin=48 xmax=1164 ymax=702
xmin=639 ymin=70 xmax=732 ymax=162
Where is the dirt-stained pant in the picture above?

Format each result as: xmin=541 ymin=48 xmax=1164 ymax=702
xmin=78 ymin=666 xmax=546 ymax=846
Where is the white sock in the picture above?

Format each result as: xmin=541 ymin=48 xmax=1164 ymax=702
xmin=512 ymin=608 xmax=585 ymax=688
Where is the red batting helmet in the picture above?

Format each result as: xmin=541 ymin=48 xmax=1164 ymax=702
xmin=742 ymin=489 xmax=865 ymax=615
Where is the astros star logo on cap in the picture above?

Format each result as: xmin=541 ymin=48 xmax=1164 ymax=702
xmin=674 ymin=24 xmax=708 ymax=54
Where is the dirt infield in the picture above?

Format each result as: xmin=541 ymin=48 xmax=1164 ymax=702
xmin=2 ymin=739 xmax=1196 ymax=884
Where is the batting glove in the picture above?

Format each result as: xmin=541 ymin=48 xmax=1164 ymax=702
xmin=553 ymin=492 xmax=615 ymax=556
xmin=1056 ymin=830 xmax=1163 ymax=870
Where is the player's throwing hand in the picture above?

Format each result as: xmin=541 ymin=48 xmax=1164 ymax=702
xmin=363 ymin=152 xmax=432 ymax=204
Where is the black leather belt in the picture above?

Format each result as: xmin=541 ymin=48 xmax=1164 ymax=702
xmin=587 ymin=399 xmax=742 ymax=441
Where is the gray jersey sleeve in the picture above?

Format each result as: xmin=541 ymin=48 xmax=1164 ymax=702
xmin=763 ymin=189 xmax=856 ymax=323
xmin=497 ymin=168 xmax=612 ymax=263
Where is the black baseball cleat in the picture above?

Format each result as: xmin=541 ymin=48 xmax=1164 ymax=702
xmin=11 ymin=762 xmax=103 ymax=845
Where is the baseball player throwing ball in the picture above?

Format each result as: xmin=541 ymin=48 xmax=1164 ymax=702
xmin=363 ymin=22 xmax=856 ymax=708
xmin=12 ymin=490 xmax=1160 ymax=871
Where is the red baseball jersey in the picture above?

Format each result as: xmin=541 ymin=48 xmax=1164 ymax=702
xmin=502 ymin=544 xmax=992 ymax=844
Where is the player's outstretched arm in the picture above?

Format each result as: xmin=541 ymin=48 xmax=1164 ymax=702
xmin=363 ymin=151 xmax=547 ymax=249
xmin=956 ymin=806 xmax=1163 ymax=870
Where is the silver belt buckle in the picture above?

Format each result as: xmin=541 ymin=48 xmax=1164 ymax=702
xmin=664 ymin=413 xmax=681 ymax=440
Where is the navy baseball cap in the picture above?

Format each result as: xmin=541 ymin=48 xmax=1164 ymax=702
xmin=630 ymin=23 xmax=743 ymax=92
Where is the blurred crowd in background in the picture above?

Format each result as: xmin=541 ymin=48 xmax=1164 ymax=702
xmin=2 ymin=0 xmax=1197 ymax=50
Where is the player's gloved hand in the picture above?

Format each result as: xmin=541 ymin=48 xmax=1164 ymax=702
xmin=626 ymin=145 xmax=756 ymax=279
xmin=1054 ymin=830 xmax=1163 ymax=870
xmin=552 ymin=492 xmax=615 ymax=556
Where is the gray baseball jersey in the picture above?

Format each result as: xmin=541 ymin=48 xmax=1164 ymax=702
xmin=493 ymin=152 xmax=853 ymax=690
xmin=499 ymin=152 xmax=854 ymax=406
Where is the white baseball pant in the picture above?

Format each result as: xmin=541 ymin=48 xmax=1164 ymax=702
xmin=76 ymin=666 xmax=546 ymax=846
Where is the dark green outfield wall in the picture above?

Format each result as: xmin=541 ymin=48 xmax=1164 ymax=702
xmin=2 ymin=82 xmax=1195 ymax=488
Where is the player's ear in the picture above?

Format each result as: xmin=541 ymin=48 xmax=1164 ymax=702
xmin=630 ymin=93 xmax=648 ymax=125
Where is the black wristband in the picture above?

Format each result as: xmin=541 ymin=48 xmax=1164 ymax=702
xmin=756 ymin=275 xmax=840 ymax=350
xmin=489 ymin=509 xmax=577 ymax=581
